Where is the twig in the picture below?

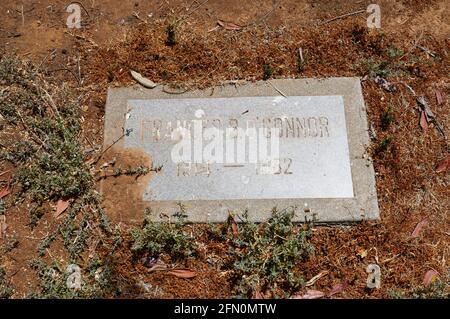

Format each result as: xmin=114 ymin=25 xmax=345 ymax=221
xmin=21 ymin=5 xmax=24 ymax=26
xmin=47 ymin=67 xmax=82 ymax=85
xmin=93 ymin=129 xmax=132 ymax=165
xmin=244 ymin=0 xmax=278 ymax=27
xmin=65 ymin=31 xmax=98 ymax=47
xmin=41 ymin=87 xmax=61 ymax=118
xmin=174 ymin=0 xmax=209 ymax=26
xmin=162 ymin=85 xmax=188 ymax=94
xmin=267 ymin=81 xmax=287 ymax=97
xmin=77 ymin=56 xmax=83 ymax=86
xmin=400 ymin=82 xmax=416 ymax=96
xmin=400 ymin=31 xmax=423 ymax=60
xmin=132 ymin=11 xmax=147 ymax=24
xmin=36 ymin=49 xmax=57 ymax=72
xmin=418 ymin=45 xmax=436 ymax=58
xmin=298 ymin=47 xmax=304 ymax=64
xmin=318 ymin=9 xmax=365 ymax=26
xmin=0 ymin=170 xmax=12 ymax=177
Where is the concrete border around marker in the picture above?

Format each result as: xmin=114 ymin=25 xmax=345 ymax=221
xmin=103 ymin=78 xmax=379 ymax=223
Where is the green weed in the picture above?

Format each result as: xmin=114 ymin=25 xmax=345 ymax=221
xmin=380 ymin=105 xmax=395 ymax=130
xmin=262 ymin=63 xmax=273 ymax=80
xmin=226 ymin=209 xmax=314 ymax=298
xmin=130 ymin=208 xmax=195 ymax=260
xmin=166 ymin=24 xmax=177 ymax=46
xmin=376 ymin=136 xmax=393 ymax=154
xmin=0 ymin=267 xmax=13 ymax=299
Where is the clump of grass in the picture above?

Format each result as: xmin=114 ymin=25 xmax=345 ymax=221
xmin=389 ymin=279 xmax=449 ymax=299
xmin=350 ymin=25 xmax=367 ymax=44
xmin=28 ymin=259 xmax=114 ymax=299
xmin=376 ymin=136 xmax=393 ymax=154
xmin=0 ymin=267 xmax=13 ymax=299
xmin=386 ymin=46 xmax=404 ymax=59
xmin=166 ymin=24 xmax=177 ymax=46
xmin=226 ymin=209 xmax=314 ymax=298
xmin=359 ymin=57 xmax=391 ymax=78
xmin=296 ymin=49 xmax=305 ymax=73
xmin=380 ymin=105 xmax=395 ymax=130
xmin=130 ymin=208 xmax=195 ymax=260
xmin=262 ymin=63 xmax=273 ymax=80
xmin=1 ymin=235 xmax=19 ymax=253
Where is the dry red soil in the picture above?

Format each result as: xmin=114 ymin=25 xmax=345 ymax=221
xmin=0 ymin=0 xmax=449 ymax=298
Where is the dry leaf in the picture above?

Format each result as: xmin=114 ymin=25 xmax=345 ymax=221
xmin=423 ymin=270 xmax=439 ymax=286
xmin=305 ymin=271 xmax=328 ymax=287
xmin=228 ymin=214 xmax=239 ymax=237
xmin=436 ymin=155 xmax=450 ymax=173
xmin=0 ymin=170 xmax=11 ymax=177
xmin=0 ymin=215 xmax=7 ymax=240
xmin=148 ymin=262 xmax=168 ymax=272
xmin=167 ymin=268 xmax=196 ymax=279
xmin=419 ymin=111 xmax=428 ymax=132
xmin=0 ymin=186 xmax=10 ymax=199
xmin=130 ymin=70 xmax=157 ymax=89
xmin=55 ymin=199 xmax=70 ymax=218
xmin=292 ymin=290 xmax=325 ymax=299
xmin=435 ymin=90 xmax=443 ymax=105
xmin=254 ymin=289 xmax=264 ymax=299
xmin=410 ymin=219 xmax=428 ymax=238
xmin=328 ymin=283 xmax=346 ymax=297
xmin=356 ymin=247 xmax=367 ymax=259
xmin=416 ymin=96 xmax=435 ymax=120
xmin=217 ymin=20 xmax=242 ymax=31
xmin=0 ymin=176 xmax=11 ymax=199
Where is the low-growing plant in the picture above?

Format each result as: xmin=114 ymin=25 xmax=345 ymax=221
xmin=226 ymin=209 xmax=314 ymax=298
xmin=389 ymin=280 xmax=449 ymax=299
xmin=262 ymin=63 xmax=273 ymax=80
xmin=130 ymin=208 xmax=195 ymax=260
xmin=166 ymin=24 xmax=177 ymax=46
xmin=375 ymin=136 xmax=393 ymax=154
xmin=0 ymin=267 xmax=13 ymax=299
xmin=0 ymin=57 xmax=134 ymax=299
xmin=380 ymin=105 xmax=395 ymax=130
xmin=28 ymin=259 xmax=103 ymax=299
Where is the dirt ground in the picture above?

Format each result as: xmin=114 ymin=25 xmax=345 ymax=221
xmin=0 ymin=0 xmax=449 ymax=298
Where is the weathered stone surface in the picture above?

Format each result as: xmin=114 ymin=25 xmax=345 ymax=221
xmin=103 ymin=78 xmax=379 ymax=223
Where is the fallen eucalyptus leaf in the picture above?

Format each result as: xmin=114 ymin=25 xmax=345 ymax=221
xmin=435 ymin=90 xmax=443 ymax=105
xmin=419 ymin=111 xmax=428 ymax=132
xmin=292 ymin=289 xmax=325 ymax=299
xmin=305 ymin=271 xmax=328 ymax=287
xmin=328 ymin=283 xmax=346 ymax=297
xmin=410 ymin=219 xmax=428 ymax=239
xmin=0 ymin=186 xmax=10 ymax=199
xmin=54 ymin=199 xmax=70 ymax=218
xmin=436 ymin=155 xmax=450 ymax=173
xmin=167 ymin=268 xmax=196 ymax=279
xmin=217 ymin=20 xmax=242 ymax=31
xmin=423 ymin=270 xmax=439 ymax=286
xmin=130 ymin=70 xmax=157 ymax=89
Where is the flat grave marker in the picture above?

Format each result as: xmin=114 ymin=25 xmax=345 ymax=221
xmin=102 ymin=78 xmax=379 ymax=223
